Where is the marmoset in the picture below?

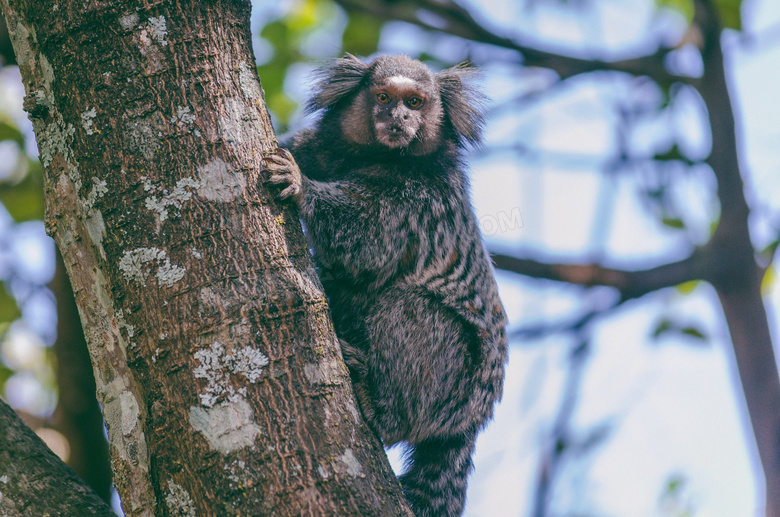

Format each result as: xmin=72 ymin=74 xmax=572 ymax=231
xmin=262 ymin=54 xmax=507 ymax=517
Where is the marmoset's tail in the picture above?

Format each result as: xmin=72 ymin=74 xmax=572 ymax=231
xmin=399 ymin=430 xmax=477 ymax=517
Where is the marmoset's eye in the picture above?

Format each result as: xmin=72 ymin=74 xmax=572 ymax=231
xmin=377 ymin=92 xmax=390 ymax=103
xmin=407 ymin=97 xmax=423 ymax=109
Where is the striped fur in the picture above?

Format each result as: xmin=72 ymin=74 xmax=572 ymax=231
xmin=265 ymin=55 xmax=508 ymax=516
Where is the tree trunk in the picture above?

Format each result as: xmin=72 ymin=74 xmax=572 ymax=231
xmin=694 ymin=2 xmax=780 ymax=515
xmin=0 ymin=396 xmax=114 ymax=516
xmin=0 ymin=1 xmax=410 ymax=515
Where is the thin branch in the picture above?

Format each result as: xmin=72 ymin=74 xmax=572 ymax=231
xmin=510 ymin=298 xmax=624 ymax=340
xmin=491 ymin=250 xmax=711 ymax=301
xmin=533 ymin=335 xmax=592 ymax=517
xmin=334 ymin=0 xmax=697 ymax=86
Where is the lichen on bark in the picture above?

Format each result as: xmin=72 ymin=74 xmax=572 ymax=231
xmin=0 ymin=0 xmax=411 ymax=515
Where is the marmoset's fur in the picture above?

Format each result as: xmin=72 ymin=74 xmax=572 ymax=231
xmin=262 ymin=54 xmax=508 ymax=517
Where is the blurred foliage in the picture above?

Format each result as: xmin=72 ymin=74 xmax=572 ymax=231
xmin=0 ymin=161 xmax=44 ymax=222
xmin=762 ymin=264 xmax=776 ymax=296
xmin=651 ymin=317 xmax=709 ymax=344
xmin=0 ymin=75 xmax=45 ymax=394
xmin=0 ymin=363 xmax=12 ymax=385
xmin=0 ymin=282 xmax=20 ymax=322
xmin=675 ymin=280 xmax=700 ymax=294
xmin=0 ymin=149 xmax=39 ymax=360
xmin=657 ymin=0 xmax=742 ymax=30
xmin=257 ymin=0 xmax=339 ymax=127
xmin=0 ymin=118 xmax=23 ymax=146
xmin=342 ymin=10 xmax=382 ymax=56
xmin=759 ymin=237 xmax=780 ymax=267
xmin=660 ymin=217 xmax=686 ymax=229
xmin=658 ymin=474 xmax=697 ymax=516
xmin=256 ymin=0 xmax=381 ymax=131
xmin=0 ymin=0 xmax=758 ymax=511
xmin=654 ymin=144 xmax=694 ymax=166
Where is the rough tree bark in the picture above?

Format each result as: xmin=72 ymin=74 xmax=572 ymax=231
xmin=0 ymin=396 xmax=114 ymax=515
xmin=0 ymin=1 xmax=410 ymax=515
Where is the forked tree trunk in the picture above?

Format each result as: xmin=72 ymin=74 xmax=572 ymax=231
xmin=0 ymin=1 xmax=410 ymax=515
xmin=51 ymin=249 xmax=113 ymax=503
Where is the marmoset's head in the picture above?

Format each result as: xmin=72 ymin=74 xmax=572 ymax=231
xmin=307 ymin=54 xmax=484 ymax=155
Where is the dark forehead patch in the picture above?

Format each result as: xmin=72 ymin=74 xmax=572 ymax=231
xmin=370 ymin=55 xmax=434 ymax=86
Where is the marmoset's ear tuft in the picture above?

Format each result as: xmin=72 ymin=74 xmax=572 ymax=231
xmin=436 ymin=63 xmax=486 ymax=146
xmin=306 ymin=53 xmax=370 ymax=113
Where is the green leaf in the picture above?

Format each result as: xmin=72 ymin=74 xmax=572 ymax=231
xmin=0 ymin=160 xmax=44 ymax=222
xmin=269 ymin=92 xmax=298 ymax=127
xmin=656 ymin=0 xmax=742 ymax=31
xmin=661 ymin=217 xmax=686 ymax=229
xmin=342 ymin=11 xmax=382 ymax=57
xmin=256 ymin=0 xmax=342 ymax=128
xmin=0 ymin=282 xmax=20 ymax=323
xmin=762 ymin=264 xmax=776 ymax=296
xmin=675 ymin=280 xmax=700 ymax=294
xmin=657 ymin=0 xmax=694 ymax=24
xmin=714 ymin=0 xmax=742 ymax=31
xmin=651 ymin=318 xmax=709 ymax=345
xmin=679 ymin=326 xmax=707 ymax=340
xmin=653 ymin=144 xmax=693 ymax=165
xmin=652 ymin=318 xmax=673 ymax=338
xmin=663 ymin=473 xmax=688 ymax=496
xmin=0 ymin=364 xmax=14 ymax=389
xmin=709 ymin=219 xmax=719 ymax=237
xmin=0 ymin=119 xmax=24 ymax=146
xmin=260 ymin=20 xmax=289 ymax=47
xmin=759 ymin=238 xmax=780 ymax=266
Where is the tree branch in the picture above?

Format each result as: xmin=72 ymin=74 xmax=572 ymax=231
xmin=510 ymin=299 xmax=626 ymax=340
xmin=491 ymin=250 xmax=711 ymax=301
xmin=0 ymin=398 xmax=114 ymax=516
xmin=334 ymin=0 xmax=696 ymax=85
xmin=692 ymin=1 xmax=780 ymax=513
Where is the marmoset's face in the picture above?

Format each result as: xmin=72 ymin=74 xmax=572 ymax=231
xmin=336 ymin=55 xmax=451 ymax=155
xmin=369 ymin=75 xmax=430 ymax=149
